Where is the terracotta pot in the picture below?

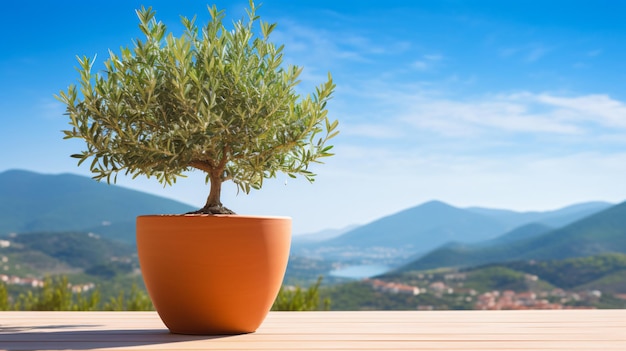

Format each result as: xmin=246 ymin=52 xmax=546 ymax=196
xmin=136 ymin=215 xmax=291 ymax=335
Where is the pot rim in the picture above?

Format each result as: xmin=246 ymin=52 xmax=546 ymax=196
xmin=137 ymin=214 xmax=291 ymax=220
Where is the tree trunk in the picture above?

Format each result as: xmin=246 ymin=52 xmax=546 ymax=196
xmin=205 ymin=170 xmax=223 ymax=207
xmin=188 ymin=170 xmax=235 ymax=215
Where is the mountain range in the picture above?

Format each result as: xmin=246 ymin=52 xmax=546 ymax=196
xmin=397 ymin=200 xmax=626 ymax=272
xmin=1 ymin=169 xmax=623 ymax=275
xmin=292 ymin=199 xmax=613 ymax=266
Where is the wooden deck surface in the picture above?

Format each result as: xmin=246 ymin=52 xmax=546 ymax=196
xmin=0 ymin=310 xmax=625 ymax=350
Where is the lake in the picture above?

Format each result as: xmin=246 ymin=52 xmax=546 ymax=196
xmin=329 ymin=264 xmax=391 ymax=279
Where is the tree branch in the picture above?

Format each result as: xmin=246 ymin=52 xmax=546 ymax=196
xmin=189 ymin=160 xmax=214 ymax=174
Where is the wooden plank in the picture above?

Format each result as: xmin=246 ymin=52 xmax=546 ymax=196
xmin=0 ymin=311 xmax=624 ymax=350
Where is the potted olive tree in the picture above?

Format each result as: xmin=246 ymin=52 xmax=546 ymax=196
xmin=56 ymin=1 xmax=337 ymax=335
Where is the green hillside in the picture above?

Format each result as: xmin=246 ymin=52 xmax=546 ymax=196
xmin=397 ymin=202 xmax=626 ymax=271
xmin=327 ymin=253 xmax=626 ymax=310
xmin=398 ymin=223 xmax=553 ymax=271
xmin=0 ymin=169 xmax=195 ymax=243
xmin=7 ymin=232 xmax=135 ymax=267
xmin=577 ymin=270 xmax=626 ymax=294
xmin=0 ymin=231 xmax=149 ymax=310
xmin=461 ymin=265 xmax=555 ymax=292
xmin=459 ymin=253 xmax=626 ymax=295
xmin=481 ymin=223 xmax=554 ymax=246
xmin=495 ymin=253 xmax=626 ymax=290
xmin=0 ymin=232 xmax=136 ymax=276
xmin=519 ymin=201 xmax=626 ymax=260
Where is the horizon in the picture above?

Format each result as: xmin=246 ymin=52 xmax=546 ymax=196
xmin=2 ymin=1 xmax=626 ymax=234
xmin=0 ymin=168 xmax=619 ymax=236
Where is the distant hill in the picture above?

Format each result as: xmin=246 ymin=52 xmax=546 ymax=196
xmin=292 ymin=225 xmax=360 ymax=244
xmin=0 ymin=169 xmax=195 ymax=243
xmin=397 ymin=201 xmax=626 ymax=272
xmin=480 ymin=222 xmax=554 ymax=247
xmin=466 ymin=201 xmax=612 ymax=229
xmin=319 ymin=200 xmax=511 ymax=254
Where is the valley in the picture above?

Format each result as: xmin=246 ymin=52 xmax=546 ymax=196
xmin=322 ymin=253 xmax=626 ymax=310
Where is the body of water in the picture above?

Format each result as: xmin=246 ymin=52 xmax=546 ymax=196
xmin=329 ymin=264 xmax=391 ymax=279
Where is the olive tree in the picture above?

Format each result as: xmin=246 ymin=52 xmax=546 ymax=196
xmin=57 ymin=1 xmax=338 ymax=214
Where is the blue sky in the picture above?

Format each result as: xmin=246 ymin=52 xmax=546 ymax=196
xmin=2 ymin=1 xmax=626 ymax=235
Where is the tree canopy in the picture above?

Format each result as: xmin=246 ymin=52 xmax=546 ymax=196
xmin=57 ymin=1 xmax=338 ymax=213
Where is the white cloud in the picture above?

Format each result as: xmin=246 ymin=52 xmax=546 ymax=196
xmin=330 ymin=88 xmax=626 ymax=215
xmin=401 ymin=97 xmax=583 ymax=136
xmin=534 ymin=94 xmax=626 ymax=128
xmin=390 ymin=92 xmax=626 ymax=140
